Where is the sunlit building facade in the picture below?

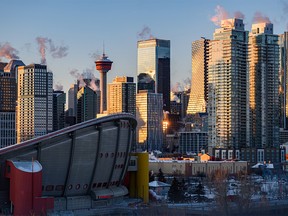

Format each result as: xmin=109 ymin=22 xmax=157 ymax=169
xmin=208 ymin=18 xmax=248 ymax=153
xmin=108 ymin=76 xmax=136 ymax=115
xmin=17 ymin=64 xmax=53 ymax=143
xmin=248 ymin=23 xmax=280 ymax=148
xmin=136 ymin=90 xmax=163 ymax=151
xmin=279 ymin=32 xmax=288 ymax=129
xmin=137 ymin=39 xmax=170 ymax=112
xmin=187 ymin=38 xmax=210 ymax=114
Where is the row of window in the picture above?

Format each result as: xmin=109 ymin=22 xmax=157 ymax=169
xmin=42 ymin=180 xmax=121 ymax=192
xmin=99 ymin=152 xmax=126 ymax=158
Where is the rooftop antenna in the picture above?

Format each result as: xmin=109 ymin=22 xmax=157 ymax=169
xmin=103 ymin=41 xmax=105 ymax=56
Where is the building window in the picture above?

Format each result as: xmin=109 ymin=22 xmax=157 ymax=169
xmin=55 ymin=185 xmax=64 ymax=191
xmin=46 ymin=185 xmax=54 ymax=191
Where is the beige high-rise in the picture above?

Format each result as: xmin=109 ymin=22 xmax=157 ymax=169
xmin=108 ymin=76 xmax=136 ymax=115
xmin=17 ymin=64 xmax=53 ymax=143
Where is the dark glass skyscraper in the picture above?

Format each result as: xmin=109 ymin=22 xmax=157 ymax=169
xmin=53 ymin=90 xmax=66 ymax=131
xmin=137 ymin=39 xmax=170 ymax=112
xmin=77 ymin=86 xmax=97 ymax=123
xmin=0 ymin=60 xmax=25 ymax=147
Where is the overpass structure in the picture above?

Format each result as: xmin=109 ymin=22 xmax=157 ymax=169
xmin=0 ymin=113 xmax=137 ymax=215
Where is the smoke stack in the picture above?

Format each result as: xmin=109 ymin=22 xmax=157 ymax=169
xmin=0 ymin=42 xmax=20 ymax=60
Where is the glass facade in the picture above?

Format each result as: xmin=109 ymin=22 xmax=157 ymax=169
xmin=53 ymin=90 xmax=66 ymax=131
xmin=68 ymin=84 xmax=78 ymax=117
xmin=0 ymin=60 xmax=25 ymax=147
xmin=77 ymin=86 xmax=97 ymax=123
xmin=137 ymin=39 xmax=170 ymax=112
xmin=187 ymin=38 xmax=209 ymax=114
xmin=136 ymin=91 xmax=163 ymax=151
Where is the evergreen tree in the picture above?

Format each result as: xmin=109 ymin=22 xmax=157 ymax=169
xmin=149 ymin=170 xmax=155 ymax=182
xmin=195 ymin=182 xmax=205 ymax=202
xmin=157 ymin=168 xmax=166 ymax=182
xmin=168 ymin=177 xmax=184 ymax=203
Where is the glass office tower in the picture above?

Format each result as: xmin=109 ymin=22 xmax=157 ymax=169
xmin=137 ymin=39 xmax=170 ymax=112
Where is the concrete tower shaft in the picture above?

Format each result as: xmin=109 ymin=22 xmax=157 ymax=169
xmin=95 ymin=54 xmax=113 ymax=113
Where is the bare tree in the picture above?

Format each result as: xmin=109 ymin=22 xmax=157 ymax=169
xmin=208 ymin=169 xmax=230 ymax=216
xmin=235 ymin=171 xmax=255 ymax=214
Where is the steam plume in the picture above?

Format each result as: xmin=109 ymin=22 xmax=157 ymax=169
xmin=234 ymin=11 xmax=245 ymax=20
xmin=171 ymin=82 xmax=183 ymax=93
xmin=0 ymin=42 xmax=19 ymax=60
xmin=210 ymin=5 xmax=245 ymax=26
xmin=138 ymin=25 xmax=154 ymax=40
xmin=54 ymin=82 xmax=63 ymax=91
xmin=171 ymin=78 xmax=191 ymax=93
xmin=36 ymin=36 xmax=69 ymax=64
xmin=90 ymin=51 xmax=101 ymax=60
xmin=69 ymin=68 xmax=99 ymax=91
xmin=49 ymin=41 xmax=69 ymax=58
xmin=183 ymin=77 xmax=191 ymax=91
xmin=252 ymin=12 xmax=271 ymax=23
xmin=36 ymin=37 xmax=49 ymax=64
xmin=170 ymin=92 xmax=180 ymax=103
xmin=210 ymin=5 xmax=229 ymax=26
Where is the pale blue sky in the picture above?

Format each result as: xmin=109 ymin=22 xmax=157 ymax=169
xmin=1 ymin=0 xmax=287 ymax=92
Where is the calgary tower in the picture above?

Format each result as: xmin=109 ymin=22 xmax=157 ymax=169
xmin=95 ymin=53 xmax=113 ymax=113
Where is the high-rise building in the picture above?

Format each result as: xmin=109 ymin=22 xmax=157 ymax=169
xmin=17 ymin=64 xmax=53 ymax=143
xmin=136 ymin=90 xmax=163 ymax=151
xmin=53 ymin=90 xmax=66 ymax=131
xmin=208 ymin=18 xmax=248 ymax=153
xmin=176 ymin=90 xmax=190 ymax=119
xmin=279 ymin=32 xmax=288 ymax=129
xmin=68 ymin=84 xmax=78 ymax=117
xmin=248 ymin=22 xmax=280 ymax=148
xmin=108 ymin=76 xmax=136 ymax=115
xmin=77 ymin=86 xmax=97 ymax=123
xmin=178 ymin=131 xmax=208 ymax=155
xmin=137 ymin=39 xmax=170 ymax=112
xmin=0 ymin=60 xmax=25 ymax=147
xmin=187 ymin=38 xmax=210 ymax=115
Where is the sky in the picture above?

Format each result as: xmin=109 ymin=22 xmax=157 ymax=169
xmin=1 ymin=0 xmax=288 ymax=93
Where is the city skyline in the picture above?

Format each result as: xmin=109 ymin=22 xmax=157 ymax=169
xmin=1 ymin=0 xmax=288 ymax=94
